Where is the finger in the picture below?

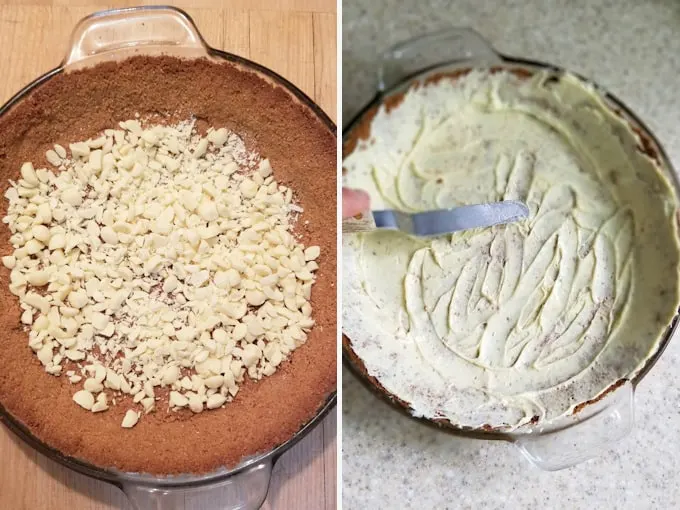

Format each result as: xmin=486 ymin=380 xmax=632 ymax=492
xmin=342 ymin=188 xmax=370 ymax=218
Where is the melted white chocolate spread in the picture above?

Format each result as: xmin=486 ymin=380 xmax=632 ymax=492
xmin=343 ymin=69 xmax=680 ymax=429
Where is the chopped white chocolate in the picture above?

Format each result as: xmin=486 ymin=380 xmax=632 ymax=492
xmin=207 ymin=127 xmax=229 ymax=147
xmin=3 ymin=119 xmax=319 ymax=427
xmin=53 ymin=144 xmax=67 ymax=159
xmin=121 ymin=409 xmax=140 ymax=428
xmin=169 ymin=391 xmax=189 ymax=408
xmin=20 ymin=309 xmax=33 ymax=325
xmin=69 ymin=141 xmax=90 ymax=158
xmin=304 ymin=246 xmax=321 ymax=261
xmin=92 ymin=393 xmax=109 ymax=413
xmin=45 ymin=150 xmax=62 ymax=167
xmin=73 ymin=390 xmax=95 ymax=410
xmin=258 ymin=158 xmax=273 ymax=178
xmin=141 ymin=397 xmax=155 ymax=414
xmin=206 ymin=393 xmax=226 ymax=409
xmin=188 ymin=393 xmax=203 ymax=413
xmin=20 ymin=162 xmax=39 ymax=186
xmin=84 ymin=378 xmax=104 ymax=393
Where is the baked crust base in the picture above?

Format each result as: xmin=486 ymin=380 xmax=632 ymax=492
xmin=0 ymin=56 xmax=336 ymax=475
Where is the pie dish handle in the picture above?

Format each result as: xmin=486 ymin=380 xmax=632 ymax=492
xmin=121 ymin=461 xmax=273 ymax=510
xmin=63 ymin=5 xmax=210 ymax=69
xmin=512 ymin=380 xmax=634 ymax=471
xmin=377 ymin=27 xmax=503 ymax=92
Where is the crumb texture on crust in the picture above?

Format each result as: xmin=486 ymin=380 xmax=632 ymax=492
xmin=0 ymin=56 xmax=336 ymax=475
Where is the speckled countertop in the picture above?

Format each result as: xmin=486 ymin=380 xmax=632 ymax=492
xmin=342 ymin=1 xmax=680 ymax=509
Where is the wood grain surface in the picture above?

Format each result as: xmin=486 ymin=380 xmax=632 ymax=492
xmin=0 ymin=1 xmax=337 ymax=509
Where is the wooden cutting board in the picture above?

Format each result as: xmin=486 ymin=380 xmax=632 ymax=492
xmin=0 ymin=1 xmax=337 ymax=509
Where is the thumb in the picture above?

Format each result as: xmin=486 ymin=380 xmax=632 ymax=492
xmin=342 ymin=188 xmax=370 ymax=219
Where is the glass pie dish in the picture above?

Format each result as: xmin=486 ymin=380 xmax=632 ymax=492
xmin=0 ymin=6 xmax=336 ymax=509
xmin=342 ymin=27 xmax=680 ymax=472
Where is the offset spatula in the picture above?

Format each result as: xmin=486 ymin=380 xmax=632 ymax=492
xmin=342 ymin=200 xmax=529 ymax=237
